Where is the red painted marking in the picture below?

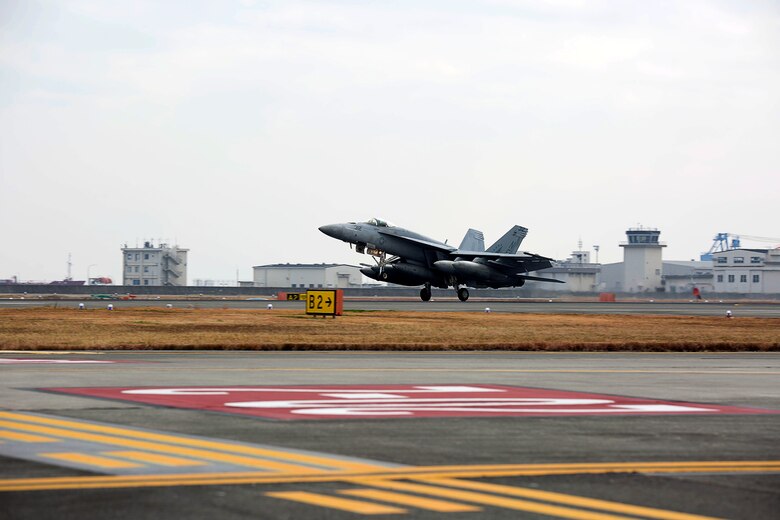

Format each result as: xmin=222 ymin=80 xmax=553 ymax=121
xmin=41 ymin=385 xmax=779 ymax=420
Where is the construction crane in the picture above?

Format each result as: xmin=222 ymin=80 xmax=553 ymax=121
xmin=701 ymin=233 xmax=780 ymax=261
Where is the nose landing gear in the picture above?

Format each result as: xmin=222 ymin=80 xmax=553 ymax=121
xmin=420 ymin=284 xmax=432 ymax=302
xmin=457 ymin=287 xmax=470 ymax=302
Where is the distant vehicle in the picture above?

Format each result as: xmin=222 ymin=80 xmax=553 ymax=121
xmin=88 ymin=277 xmax=113 ymax=285
xmin=319 ymin=218 xmax=563 ymax=302
xmin=90 ymin=294 xmax=136 ymax=300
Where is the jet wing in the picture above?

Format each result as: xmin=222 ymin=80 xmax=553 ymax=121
xmin=448 ymin=250 xmax=555 ymax=274
xmin=377 ymin=229 xmax=456 ymax=252
xmin=451 ymin=251 xmax=554 ymax=262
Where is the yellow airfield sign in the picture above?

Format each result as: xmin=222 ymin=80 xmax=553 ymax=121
xmin=305 ymin=290 xmax=343 ymax=317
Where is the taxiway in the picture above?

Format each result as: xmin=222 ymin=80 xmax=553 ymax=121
xmin=1 ymin=351 xmax=778 ymax=519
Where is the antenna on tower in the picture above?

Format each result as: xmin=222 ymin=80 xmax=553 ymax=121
xmin=593 ymin=245 xmax=600 ymax=264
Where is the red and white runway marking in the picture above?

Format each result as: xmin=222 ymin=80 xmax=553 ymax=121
xmin=43 ymin=385 xmax=779 ymax=420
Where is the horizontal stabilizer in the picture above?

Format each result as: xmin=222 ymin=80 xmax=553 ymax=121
xmin=518 ymin=274 xmax=565 ymax=283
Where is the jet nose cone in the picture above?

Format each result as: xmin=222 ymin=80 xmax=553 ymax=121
xmin=318 ymin=224 xmax=341 ymax=238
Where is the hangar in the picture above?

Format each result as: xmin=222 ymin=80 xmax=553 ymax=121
xmin=252 ymin=264 xmax=364 ymax=289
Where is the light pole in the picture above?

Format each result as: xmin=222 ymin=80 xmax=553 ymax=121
xmin=87 ymin=264 xmax=97 ymax=285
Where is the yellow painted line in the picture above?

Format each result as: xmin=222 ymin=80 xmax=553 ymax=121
xmin=41 ymin=452 xmax=141 ymax=469
xmin=351 ymin=479 xmax=634 ymax=520
xmin=426 ymin=478 xmax=720 ymax=520
xmin=0 ymin=419 xmax=316 ymax=473
xmin=266 ymin=491 xmax=406 ymax=515
xmin=104 ymin=451 xmax=207 ymax=467
xmin=1 ymin=461 xmax=779 ymax=492
xmin=0 ymin=412 xmax=381 ymax=473
xmin=341 ymin=488 xmax=481 ymax=512
xmin=0 ymin=430 xmax=58 ymax=443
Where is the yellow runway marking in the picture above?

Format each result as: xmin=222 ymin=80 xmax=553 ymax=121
xmin=41 ymin=452 xmax=141 ymax=469
xmin=104 ymin=451 xmax=207 ymax=467
xmin=424 ymin=478 xmax=718 ymax=520
xmin=349 ymin=479 xmax=635 ymax=520
xmin=0 ymin=412 xmax=382 ymax=473
xmin=267 ymin=491 xmax=406 ymax=515
xmin=340 ymin=488 xmax=481 ymax=512
xmin=1 ymin=460 xmax=779 ymax=492
xmin=0 ymin=430 xmax=58 ymax=443
xmin=0 ymin=419 xmax=320 ymax=473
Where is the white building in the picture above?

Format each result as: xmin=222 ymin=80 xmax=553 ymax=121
xmin=253 ymin=264 xmax=364 ymax=289
xmin=122 ymin=242 xmax=188 ymax=286
xmin=600 ymin=228 xmax=667 ymax=292
xmin=712 ymin=249 xmax=780 ymax=293
xmin=620 ymin=227 xmax=665 ymax=292
xmin=536 ymin=249 xmax=600 ymax=292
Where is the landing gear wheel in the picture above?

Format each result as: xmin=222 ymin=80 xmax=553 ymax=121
xmin=420 ymin=287 xmax=432 ymax=302
xmin=457 ymin=287 xmax=469 ymax=302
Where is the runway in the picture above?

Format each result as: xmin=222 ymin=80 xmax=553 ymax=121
xmin=1 ymin=351 xmax=778 ymax=519
xmin=2 ymin=298 xmax=780 ymax=316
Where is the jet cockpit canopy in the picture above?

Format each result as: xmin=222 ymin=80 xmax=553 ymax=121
xmin=367 ymin=218 xmax=393 ymax=227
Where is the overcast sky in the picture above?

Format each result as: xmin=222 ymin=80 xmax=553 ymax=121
xmin=1 ymin=0 xmax=778 ymax=283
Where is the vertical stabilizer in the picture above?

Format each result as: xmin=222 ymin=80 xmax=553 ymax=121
xmin=459 ymin=228 xmax=485 ymax=251
xmin=487 ymin=225 xmax=528 ymax=254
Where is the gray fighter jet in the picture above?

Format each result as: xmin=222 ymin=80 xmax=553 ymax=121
xmin=319 ymin=218 xmax=563 ymax=301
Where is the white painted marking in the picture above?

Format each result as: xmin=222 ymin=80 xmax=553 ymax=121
xmin=123 ymin=385 xmax=502 ymax=396
xmin=323 ymin=393 xmax=406 ymax=399
xmin=610 ymin=404 xmax=713 ymax=413
xmin=227 ymin=397 xmax=619 ymax=415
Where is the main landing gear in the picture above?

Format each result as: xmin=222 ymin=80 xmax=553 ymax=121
xmin=419 ymin=284 xmax=470 ymax=302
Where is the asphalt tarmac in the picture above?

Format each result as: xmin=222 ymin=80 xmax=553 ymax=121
xmin=2 ymin=298 xmax=780 ymax=316
xmin=1 ymin=351 xmax=778 ymax=519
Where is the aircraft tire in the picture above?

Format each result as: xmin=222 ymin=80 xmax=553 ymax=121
xmin=420 ymin=287 xmax=432 ymax=302
xmin=457 ymin=288 xmax=469 ymax=302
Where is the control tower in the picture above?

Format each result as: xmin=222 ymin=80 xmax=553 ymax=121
xmin=620 ymin=227 xmax=665 ymax=292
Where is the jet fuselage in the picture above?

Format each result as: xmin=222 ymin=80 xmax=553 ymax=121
xmin=319 ymin=219 xmax=561 ymax=301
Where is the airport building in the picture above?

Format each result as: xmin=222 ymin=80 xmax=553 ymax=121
xmin=252 ymin=264 xmax=364 ymax=288
xmin=711 ymin=249 xmax=780 ymax=293
xmin=537 ymin=249 xmax=600 ymax=292
xmin=659 ymin=261 xmax=714 ymax=294
xmin=597 ymin=227 xmax=717 ymax=294
xmin=599 ymin=228 xmax=665 ymax=292
xmin=122 ymin=242 xmax=188 ymax=286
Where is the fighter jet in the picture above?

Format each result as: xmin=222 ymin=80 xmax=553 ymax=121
xmin=319 ymin=218 xmax=564 ymax=301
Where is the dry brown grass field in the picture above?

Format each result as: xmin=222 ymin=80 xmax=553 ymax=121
xmin=1 ymin=308 xmax=779 ymax=351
